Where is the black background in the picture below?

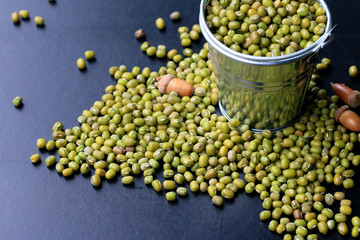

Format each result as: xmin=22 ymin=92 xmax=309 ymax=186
xmin=1 ymin=1 xmax=360 ymax=240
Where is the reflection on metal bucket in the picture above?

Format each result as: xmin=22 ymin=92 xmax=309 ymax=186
xmin=214 ymin=47 xmax=318 ymax=130
xmin=199 ymin=0 xmax=333 ymax=131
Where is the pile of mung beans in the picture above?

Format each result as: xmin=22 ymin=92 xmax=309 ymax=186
xmin=31 ymin=5 xmax=360 ymax=240
xmin=205 ymin=0 xmax=327 ymax=56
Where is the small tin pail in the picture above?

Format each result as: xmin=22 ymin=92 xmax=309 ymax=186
xmin=199 ymin=0 xmax=333 ymax=131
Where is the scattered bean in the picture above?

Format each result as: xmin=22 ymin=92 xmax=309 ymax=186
xmin=170 ymin=11 xmax=181 ymax=21
xmin=13 ymin=96 xmax=22 ymax=107
xmin=135 ymin=29 xmax=145 ymax=39
xmin=84 ymin=50 xmax=95 ymax=60
xmin=349 ymin=65 xmax=359 ymax=78
xmin=155 ymin=17 xmax=165 ymax=30
xmin=77 ymin=58 xmax=86 ymax=70
xmin=34 ymin=16 xmax=44 ymax=26
xmin=19 ymin=10 xmax=29 ymax=19
xmin=30 ymin=154 xmax=40 ymax=163
xmin=11 ymin=12 xmax=20 ymax=23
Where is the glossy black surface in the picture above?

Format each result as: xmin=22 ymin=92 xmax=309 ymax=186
xmin=1 ymin=1 xmax=360 ymax=239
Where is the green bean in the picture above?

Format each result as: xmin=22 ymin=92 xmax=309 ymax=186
xmin=335 ymin=213 xmax=347 ymax=223
xmin=13 ymin=96 xmax=22 ymax=107
xmin=105 ymin=169 xmax=116 ymax=180
xmin=68 ymin=161 xmax=79 ymax=171
xmin=340 ymin=205 xmax=352 ymax=215
xmin=77 ymin=58 xmax=86 ymax=70
xmin=170 ymin=11 xmax=181 ymax=21
xmin=349 ymin=65 xmax=358 ymax=77
xmin=176 ymin=187 xmax=187 ymax=196
xmin=260 ymin=210 xmax=271 ymax=220
xmin=84 ymin=50 xmax=95 ymax=60
xmin=34 ymin=16 xmax=44 ymax=26
xmin=318 ymin=221 xmax=328 ymax=234
xmin=166 ymin=191 xmax=177 ymax=201
xmin=212 ymin=195 xmax=223 ymax=207
xmin=155 ymin=17 xmax=165 ymax=30
xmin=352 ymin=226 xmax=360 ymax=238
xmin=55 ymin=163 xmax=64 ymax=173
xmin=30 ymin=154 xmax=41 ymax=163
xmin=296 ymin=226 xmax=308 ymax=237
xmin=45 ymin=155 xmax=56 ymax=167
xmin=91 ymin=174 xmax=101 ymax=187
xmin=338 ymin=222 xmax=349 ymax=236
xmin=269 ymin=220 xmax=279 ymax=232
xmin=19 ymin=10 xmax=29 ymax=19
xmin=334 ymin=192 xmax=346 ymax=201
xmin=152 ymin=179 xmax=162 ymax=192
xmin=80 ymin=163 xmax=90 ymax=175
xmin=36 ymin=138 xmax=47 ymax=149
xmin=352 ymin=216 xmax=360 ymax=227
xmin=190 ymin=181 xmax=200 ymax=192
xmin=11 ymin=12 xmax=20 ymax=23
xmin=62 ymin=168 xmax=73 ymax=177
xmin=122 ymin=176 xmax=133 ymax=185
xmin=109 ymin=66 xmax=119 ymax=75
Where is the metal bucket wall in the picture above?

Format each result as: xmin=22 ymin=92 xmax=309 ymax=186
xmin=212 ymin=45 xmax=318 ymax=130
xmin=199 ymin=0 xmax=332 ymax=131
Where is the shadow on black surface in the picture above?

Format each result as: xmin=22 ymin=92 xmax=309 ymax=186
xmin=36 ymin=24 xmax=46 ymax=29
xmin=136 ymin=37 xmax=147 ymax=42
xmin=14 ymin=103 xmax=24 ymax=109
xmin=21 ymin=17 xmax=31 ymax=22
xmin=31 ymin=161 xmax=42 ymax=167
xmin=122 ymin=182 xmax=135 ymax=188
xmin=350 ymin=75 xmax=360 ymax=82
xmin=13 ymin=21 xmax=21 ymax=27
xmin=79 ymin=67 xmax=87 ymax=72
xmin=92 ymin=184 xmax=102 ymax=190
xmin=87 ymin=58 xmax=97 ymax=64
xmin=63 ymin=175 xmax=75 ymax=181
xmin=81 ymin=171 xmax=91 ymax=179
xmin=107 ymin=176 xmax=119 ymax=184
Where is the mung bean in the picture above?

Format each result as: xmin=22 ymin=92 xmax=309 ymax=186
xmin=349 ymin=65 xmax=359 ymax=78
xmin=152 ymin=179 xmax=162 ymax=192
xmin=34 ymin=16 xmax=44 ymax=26
xmin=122 ymin=176 xmax=133 ymax=185
xmin=45 ymin=155 xmax=56 ymax=167
xmin=91 ymin=174 xmax=101 ymax=187
xmin=11 ymin=12 xmax=20 ymax=23
xmin=212 ymin=195 xmax=223 ymax=207
xmin=55 ymin=163 xmax=64 ymax=173
xmin=155 ymin=17 xmax=165 ymax=30
xmin=62 ymin=168 xmax=73 ymax=177
xmin=338 ymin=222 xmax=349 ymax=236
xmin=166 ymin=191 xmax=177 ymax=201
xmin=170 ymin=11 xmax=181 ymax=21
xmin=77 ymin=58 xmax=86 ymax=70
xmin=19 ymin=10 xmax=29 ymax=19
xmin=84 ymin=50 xmax=95 ymax=60
xmin=30 ymin=154 xmax=40 ymax=163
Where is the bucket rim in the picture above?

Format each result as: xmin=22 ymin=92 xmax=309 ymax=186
xmin=199 ymin=0 xmax=333 ymax=66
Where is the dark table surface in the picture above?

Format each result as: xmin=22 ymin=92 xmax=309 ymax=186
xmin=1 ymin=1 xmax=360 ymax=240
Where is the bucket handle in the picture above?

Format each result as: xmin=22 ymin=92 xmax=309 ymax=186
xmin=317 ymin=24 xmax=337 ymax=50
xmin=306 ymin=25 xmax=336 ymax=63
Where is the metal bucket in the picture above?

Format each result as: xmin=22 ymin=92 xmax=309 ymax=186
xmin=199 ymin=0 xmax=332 ymax=131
